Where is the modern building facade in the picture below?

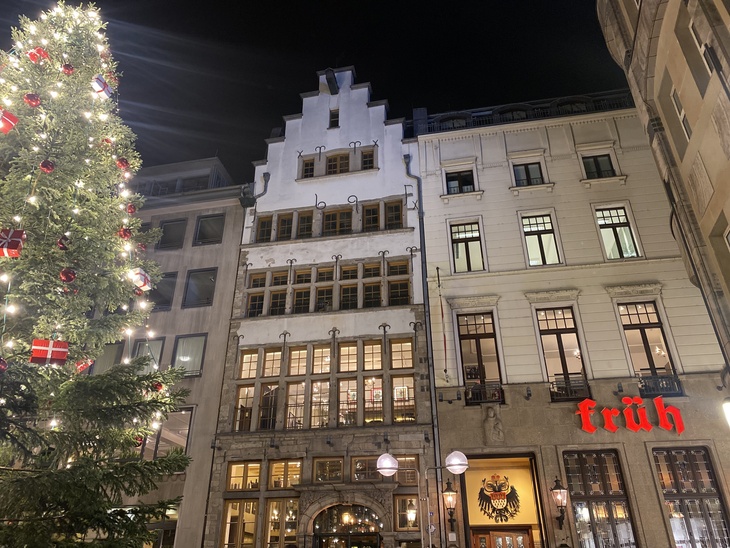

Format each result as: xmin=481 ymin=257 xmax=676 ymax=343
xmin=414 ymin=94 xmax=730 ymax=548
xmin=202 ymin=68 xmax=437 ymax=548
xmin=94 ymin=157 xmax=245 ymax=548
xmin=597 ymin=0 xmax=730 ymax=386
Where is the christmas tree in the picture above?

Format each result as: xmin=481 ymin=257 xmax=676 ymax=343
xmin=0 ymin=3 xmax=189 ymax=545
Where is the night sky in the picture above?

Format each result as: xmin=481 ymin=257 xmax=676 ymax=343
xmin=2 ymin=1 xmax=627 ymax=182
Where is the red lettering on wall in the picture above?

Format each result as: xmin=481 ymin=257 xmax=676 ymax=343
xmin=576 ymin=396 xmax=684 ymax=435
xmin=621 ymin=396 xmax=652 ymax=433
xmin=654 ymin=396 xmax=685 ymax=435
xmin=575 ymin=398 xmax=597 ymax=433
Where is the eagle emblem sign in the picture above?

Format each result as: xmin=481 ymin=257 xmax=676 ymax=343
xmin=478 ymin=474 xmax=520 ymax=522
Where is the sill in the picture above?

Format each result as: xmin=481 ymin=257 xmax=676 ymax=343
xmin=183 ymin=371 xmax=202 ymax=378
xmin=295 ymin=167 xmax=380 ymax=182
xmin=510 ymin=182 xmax=555 ymax=196
xmin=192 ymin=240 xmax=223 ymax=246
xmin=151 ymin=307 xmax=172 ymax=313
xmin=581 ymin=175 xmax=627 ymax=188
xmin=155 ymin=245 xmax=184 ymax=251
xmin=440 ymin=189 xmax=484 ymax=204
xmin=181 ymin=302 xmax=214 ymax=309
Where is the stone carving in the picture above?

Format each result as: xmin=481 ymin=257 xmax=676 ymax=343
xmin=446 ymin=295 xmax=500 ymax=309
xmin=482 ymin=405 xmax=505 ymax=445
xmin=524 ymin=289 xmax=580 ymax=303
xmin=604 ymin=283 xmax=662 ymax=298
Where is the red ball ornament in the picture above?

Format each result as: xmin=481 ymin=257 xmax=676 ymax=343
xmin=151 ymin=381 xmax=164 ymax=392
xmin=133 ymin=287 xmax=143 ymax=297
xmin=23 ymin=93 xmax=41 ymax=108
xmin=137 ymin=242 xmax=147 ymax=252
xmin=61 ymin=63 xmax=75 ymax=75
xmin=115 ymin=158 xmax=130 ymax=170
xmin=126 ymin=203 xmax=137 ymax=215
xmin=0 ymin=357 xmax=7 ymax=373
xmin=59 ymin=268 xmax=76 ymax=283
xmin=117 ymin=227 xmax=132 ymax=240
xmin=39 ymin=160 xmax=55 ymax=174
xmin=57 ymin=235 xmax=69 ymax=251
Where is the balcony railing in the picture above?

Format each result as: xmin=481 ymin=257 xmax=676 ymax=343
xmin=550 ymin=372 xmax=591 ymax=402
xmin=465 ymin=382 xmax=505 ymax=405
xmin=638 ymin=374 xmax=684 ymax=397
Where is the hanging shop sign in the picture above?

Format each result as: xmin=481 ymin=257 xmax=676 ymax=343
xmin=576 ymin=396 xmax=684 ymax=435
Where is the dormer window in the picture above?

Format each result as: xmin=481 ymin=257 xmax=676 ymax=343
xmin=326 ymin=154 xmax=349 ymax=175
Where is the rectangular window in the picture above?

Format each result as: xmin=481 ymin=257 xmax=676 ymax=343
xmin=396 ymin=456 xmax=418 ymax=485
xmin=363 ymin=205 xmax=380 ymax=232
xmin=133 ymin=338 xmax=163 ymax=374
xmin=293 ymin=289 xmax=310 ymax=314
xmin=286 ymin=382 xmax=305 ymax=429
xmin=259 ymin=384 xmax=279 ymax=430
xmin=329 ymin=109 xmax=339 ymax=128
xmin=596 ymin=208 xmax=638 ymax=259
xmin=312 ymin=346 xmax=331 ymax=374
xmin=310 ymin=380 xmax=330 ymax=428
xmin=222 ymin=501 xmax=258 ymax=548
xmin=451 ymin=223 xmax=485 ymax=272
xmin=316 ymin=287 xmax=333 ymax=311
xmin=362 ymin=150 xmax=374 ymax=170
xmin=690 ymin=19 xmax=714 ymax=73
xmin=446 ymin=170 xmax=476 ymax=194
xmin=149 ymin=272 xmax=176 ymax=312
xmin=522 ymin=214 xmax=560 ymax=266
xmin=385 ymin=202 xmax=403 ymax=230
xmin=340 ymin=285 xmax=358 ymax=310
xmin=391 ymin=341 xmax=413 ymax=369
xmin=193 ymin=214 xmax=224 ymax=245
xmin=393 ymin=376 xmax=416 ymax=423
xmin=269 ymin=460 xmax=301 ymax=489
xmin=363 ymin=342 xmax=382 ymax=371
xmin=672 ymin=88 xmax=692 ymax=139
xmin=265 ymin=499 xmax=298 ymax=548
xmin=352 ymin=457 xmax=382 ymax=482
xmin=249 ymin=274 xmax=266 ymax=288
xmin=314 ymin=458 xmax=343 ymax=482
xmin=302 ymin=159 xmax=314 ymax=179
xmin=172 ymin=334 xmax=206 ymax=376
xmin=457 ymin=313 xmax=503 ymax=404
xmin=364 ymin=376 xmax=383 ymax=424
xmin=269 ymin=292 xmax=286 ymax=316
xmin=513 ymin=162 xmax=544 ymax=186
xmin=288 ymin=348 xmax=307 ymax=376
xmin=317 ymin=268 xmax=334 ymax=282
xmin=263 ymin=350 xmax=281 ymax=377
xmin=537 ymin=307 xmax=589 ymax=401
xmin=341 ymin=266 xmax=358 ymax=280
xmin=139 ymin=409 xmax=192 ymax=460
xmin=582 ymin=154 xmax=616 ymax=179
xmin=271 ymin=272 xmax=288 ymax=286
xmin=256 ymin=217 xmax=273 ymax=243
xmin=338 ymin=379 xmax=358 ymax=426
xmin=323 ymin=210 xmax=352 ymax=236
xmin=388 ymin=281 xmax=409 ymax=306
xmin=563 ymin=451 xmax=637 ymax=547
xmin=654 ymin=448 xmax=730 ymax=548
xmin=157 ymin=219 xmax=186 ymax=250
xmin=247 ymin=294 xmax=264 ymax=318
xmin=276 ymin=215 xmax=293 ymax=241
xmin=363 ymin=264 xmax=380 ymax=278
xmin=295 ymin=271 xmax=311 ymax=284
xmin=363 ymin=283 xmax=381 ymax=308
xmin=235 ymin=386 xmax=255 ymax=432
xmin=227 ymin=462 xmax=261 ymax=491
xmin=388 ymin=262 xmax=408 ymax=276
xmin=339 ymin=343 xmax=358 ymax=372
xmin=326 ymin=154 xmax=349 ymax=175
xmin=239 ymin=351 xmax=258 ymax=379
xmin=182 ymin=268 xmax=217 ymax=307
xmin=297 ymin=213 xmax=313 ymax=239
xmin=395 ymin=496 xmax=419 ymax=532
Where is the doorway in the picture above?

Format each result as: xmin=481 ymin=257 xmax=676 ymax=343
xmin=471 ymin=528 xmax=532 ymax=548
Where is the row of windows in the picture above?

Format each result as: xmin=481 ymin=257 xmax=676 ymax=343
xmin=245 ymin=260 xmax=411 ymax=317
xmin=443 ymin=153 xmax=619 ymax=196
xmin=150 ymin=214 xmax=225 ymax=250
xmin=300 ymin=146 xmax=376 ymax=179
xmin=254 ymin=200 xmax=403 ymax=243
xmin=149 ymin=268 xmax=218 ymax=310
xmin=461 ymin=301 xmax=677 ymax=404
xmin=451 ymin=205 xmax=638 ymax=273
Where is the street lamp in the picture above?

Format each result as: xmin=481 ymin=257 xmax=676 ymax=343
xmin=406 ymin=499 xmax=417 ymax=526
xmin=442 ymin=478 xmax=458 ymax=531
xmin=550 ymin=476 xmax=569 ymax=530
xmin=444 ymin=450 xmax=469 ymax=474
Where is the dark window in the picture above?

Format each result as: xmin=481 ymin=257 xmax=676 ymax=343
xmin=297 ymin=213 xmax=313 ymax=239
xmin=172 ymin=334 xmax=206 ymax=376
xmin=385 ymin=202 xmax=403 ymax=229
xmin=269 ymin=292 xmax=286 ymax=316
xmin=271 ymin=272 xmax=288 ymax=286
xmin=182 ymin=268 xmax=217 ymax=308
xmin=388 ymin=281 xmax=409 ymax=306
xmin=249 ymin=274 xmax=266 ymax=288
xmin=446 ymin=170 xmax=475 ymax=194
xmin=193 ymin=214 xmax=224 ymax=245
xmin=139 ymin=222 xmax=151 ymax=233
xmin=513 ymin=162 xmax=544 ymax=186
xmin=149 ymin=272 xmax=176 ymax=311
xmin=293 ymin=289 xmax=310 ymax=314
xmin=302 ymin=159 xmax=314 ymax=179
xmin=363 ymin=284 xmax=381 ymax=308
xmin=139 ymin=409 xmax=192 ymax=460
xmin=256 ymin=217 xmax=272 ymax=243
xmin=563 ymin=451 xmax=637 ymax=547
xmin=326 ymin=154 xmax=349 ymax=175
xmin=596 ymin=208 xmax=638 ymax=259
xmin=582 ymin=154 xmax=616 ymax=179
xmin=457 ymin=314 xmax=502 ymax=403
xmin=259 ymin=385 xmax=278 ymax=430
xmin=317 ymin=269 xmax=334 ymax=282
xmin=654 ymin=448 xmax=730 ymax=548
xmin=247 ymin=294 xmax=264 ymax=317
xmin=363 ymin=205 xmax=380 ymax=232
xmin=340 ymin=286 xmax=358 ymax=310
xmin=91 ymin=342 xmax=124 ymax=375
xmin=537 ymin=307 xmax=589 ymax=401
xmin=388 ymin=262 xmax=408 ymax=276
xmin=295 ymin=271 xmax=311 ymax=284
xmin=323 ymin=210 xmax=352 ymax=236
xmin=316 ymin=288 xmax=333 ymax=311
xmin=181 ymin=175 xmax=208 ymax=192
xmin=363 ymin=264 xmax=380 ymax=278
xmin=158 ymin=220 xmax=186 ymax=250
xmin=451 ymin=223 xmax=484 ymax=272
xmin=277 ymin=215 xmax=293 ymax=241
xmin=522 ymin=215 xmax=560 ymax=266
xmin=362 ymin=150 xmax=374 ymax=170
xmin=341 ymin=266 xmax=358 ymax=280
xmin=329 ymin=109 xmax=339 ymax=128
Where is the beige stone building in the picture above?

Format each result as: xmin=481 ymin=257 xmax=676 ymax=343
xmin=597 ymin=0 xmax=730 ymax=384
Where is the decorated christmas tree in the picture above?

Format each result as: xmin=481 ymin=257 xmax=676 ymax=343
xmin=0 ymin=3 xmax=189 ymax=545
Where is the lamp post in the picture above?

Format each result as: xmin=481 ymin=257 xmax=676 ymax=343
xmin=442 ymin=478 xmax=458 ymax=531
xmin=550 ymin=476 xmax=569 ymax=530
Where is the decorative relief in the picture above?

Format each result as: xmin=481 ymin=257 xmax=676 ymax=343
xmin=688 ymin=153 xmax=714 ymax=215
xmin=446 ymin=295 xmax=500 ymax=309
xmin=711 ymin=92 xmax=730 ymax=159
xmin=524 ymin=289 xmax=580 ymax=303
xmin=604 ymin=283 xmax=662 ymax=298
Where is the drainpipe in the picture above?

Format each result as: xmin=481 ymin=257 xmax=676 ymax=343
xmin=403 ymin=153 xmax=446 ymax=548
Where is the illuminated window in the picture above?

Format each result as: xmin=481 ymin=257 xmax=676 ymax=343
xmin=310 ymin=380 xmax=330 ymax=429
xmin=338 ymin=379 xmax=358 ymax=426
xmin=312 ymin=346 xmax=331 ymax=374
xmin=235 ymin=386 xmax=254 ymax=432
xmin=391 ymin=341 xmax=413 ymax=369
xmin=392 ymin=376 xmax=415 ymax=423
xmin=451 ymin=223 xmax=484 ymax=273
xmin=339 ymin=343 xmax=358 ymax=372
xmin=314 ymin=458 xmax=343 ymax=482
xmin=269 ymin=460 xmax=301 ymax=489
xmin=227 ymin=462 xmax=261 ymax=491
xmin=595 ymin=207 xmax=638 ymax=259
xmin=285 ymin=382 xmax=305 ymax=430
xmin=363 ymin=342 xmax=382 ymax=370
xmin=521 ymin=214 xmax=560 ymax=266
xmin=172 ymin=334 xmax=206 ymax=376
xmin=238 ymin=350 xmax=257 ymax=379
xmin=395 ymin=496 xmax=419 ymax=532
xmin=222 ymin=500 xmax=258 ymax=548
xmin=139 ymin=409 xmax=192 ymax=460
xmin=265 ymin=499 xmax=298 ymax=548
xmin=352 ymin=457 xmax=382 ymax=482
xmin=537 ymin=307 xmax=589 ymax=401
xmin=618 ymin=302 xmax=676 ymax=378
xmin=259 ymin=384 xmax=279 ymax=430
xmin=263 ymin=350 xmax=281 ymax=377
xmin=396 ymin=456 xmax=418 ymax=485
xmin=364 ymin=376 xmax=383 ymax=424
xmin=288 ymin=348 xmax=307 ymax=376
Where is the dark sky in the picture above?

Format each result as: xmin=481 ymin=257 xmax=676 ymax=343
xmin=2 ymin=1 xmax=627 ymax=183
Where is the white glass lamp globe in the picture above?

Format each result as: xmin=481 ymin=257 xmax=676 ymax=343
xmin=445 ymin=450 xmax=469 ymax=474
xmin=377 ymin=453 xmax=399 ymax=476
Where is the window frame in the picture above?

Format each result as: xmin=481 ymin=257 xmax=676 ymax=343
xmin=256 ymin=216 xmax=273 ymax=243
xmin=449 ymin=219 xmax=486 ymax=274
xmin=313 ymin=458 xmax=344 ymax=483
xmin=671 ymin=87 xmax=692 ymax=140
xmin=268 ymin=460 xmax=302 ymax=489
xmin=157 ymin=219 xmax=187 ymax=250
xmin=193 ymin=214 xmax=224 ymax=246
xmin=581 ymin=154 xmax=617 ymax=180
xmin=221 ymin=500 xmax=258 ymax=548
xmin=149 ymin=272 xmax=177 ymax=312
xmin=139 ymin=407 xmax=193 ymax=461
xmin=329 ymin=109 xmax=339 ymax=128
xmin=616 ymin=301 xmax=678 ymax=378
xmin=445 ymin=169 xmax=477 ymax=195
xmin=182 ymin=267 xmax=217 ymax=308
xmin=512 ymin=161 xmax=545 ymax=187
xmin=227 ymin=461 xmax=261 ymax=491
xmin=171 ymin=333 xmax=207 ymax=377
xmin=132 ymin=337 xmax=165 ymax=373
xmin=593 ymin=204 xmax=641 ymax=261
xmin=326 ymin=154 xmax=350 ymax=175
xmin=518 ymin=210 xmax=563 ymax=267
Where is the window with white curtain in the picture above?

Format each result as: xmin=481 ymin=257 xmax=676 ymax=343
xmin=172 ymin=334 xmax=206 ymax=376
xmin=133 ymin=338 xmax=164 ymax=374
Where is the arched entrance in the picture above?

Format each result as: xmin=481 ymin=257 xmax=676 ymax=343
xmin=312 ymin=504 xmax=383 ymax=548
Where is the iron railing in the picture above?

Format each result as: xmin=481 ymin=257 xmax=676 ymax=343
xmin=465 ymin=382 xmax=505 ymax=405
xmin=550 ymin=372 xmax=591 ymax=402
xmin=638 ymin=374 xmax=684 ymax=397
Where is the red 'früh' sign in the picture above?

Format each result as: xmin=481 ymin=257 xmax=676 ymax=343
xmin=576 ymin=396 xmax=684 ymax=435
